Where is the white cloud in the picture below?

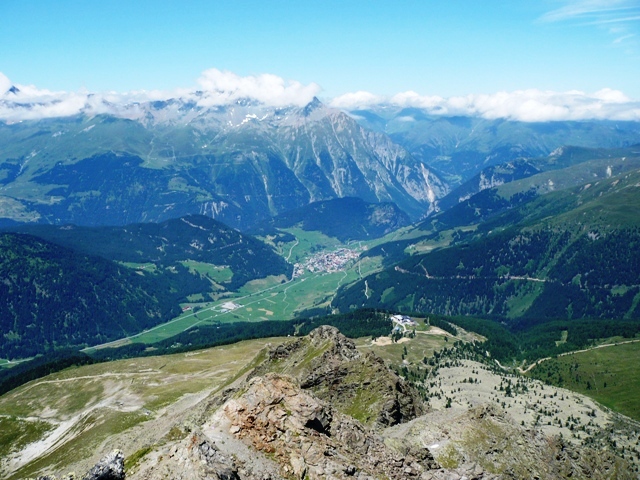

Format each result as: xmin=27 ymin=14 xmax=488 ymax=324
xmin=1 ymin=70 xmax=639 ymax=123
xmin=195 ymin=68 xmax=321 ymax=107
xmin=539 ymin=0 xmax=638 ymax=23
xmin=0 ymin=73 xmax=89 ymax=121
xmin=333 ymin=88 xmax=640 ymax=122
xmin=329 ymin=90 xmax=385 ymax=109
xmin=0 ymin=69 xmax=322 ymax=122
xmin=540 ymin=0 xmax=640 ymax=52
xmin=390 ymin=91 xmax=445 ymax=110
xmin=613 ymin=33 xmax=636 ymax=43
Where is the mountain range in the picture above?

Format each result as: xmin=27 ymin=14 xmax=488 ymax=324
xmin=348 ymin=106 xmax=640 ymax=185
xmin=2 ymin=89 xmax=640 ymax=479
xmin=0 ymin=97 xmax=446 ymax=229
xmin=2 ymin=94 xmax=640 ymax=230
xmin=2 ymin=91 xmax=640 ymax=355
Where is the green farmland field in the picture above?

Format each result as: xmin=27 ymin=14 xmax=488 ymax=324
xmin=86 ymin=230 xmax=384 ymax=349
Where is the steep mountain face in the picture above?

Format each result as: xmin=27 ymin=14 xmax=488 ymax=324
xmin=254 ymin=196 xmax=411 ymax=241
xmin=348 ymin=107 xmax=640 ymax=185
xmin=0 ymin=99 xmax=447 ymax=229
xmin=0 ymin=233 xmax=181 ymax=358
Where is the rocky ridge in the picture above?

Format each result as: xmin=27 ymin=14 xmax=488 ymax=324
xmin=22 ymin=326 xmax=640 ymax=480
xmin=124 ymin=326 xmax=436 ymax=479
xmin=249 ymin=325 xmax=426 ymax=426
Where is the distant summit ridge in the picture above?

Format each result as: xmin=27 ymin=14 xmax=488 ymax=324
xmin=2 ymin=76 xmax=640 ymax=230
xmin=0 ymin=96 xmax=446 ymax=228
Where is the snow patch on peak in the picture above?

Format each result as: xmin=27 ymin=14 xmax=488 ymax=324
xmin=240 ymin=113 xmax=258 ymax=125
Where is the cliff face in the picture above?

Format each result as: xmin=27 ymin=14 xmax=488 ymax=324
xmin=221 ymin=373 xmax=436 ymax=479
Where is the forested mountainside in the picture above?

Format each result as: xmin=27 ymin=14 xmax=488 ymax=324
xmin=0 ymin=214 xmax=295 ymax=358
xmin=333 ymin=167 xmax=640 ymax=320
xmin=10 ymin=214 xmax=292 ymax=291
xmin=0 ymin=233 xmax=180 ymax=358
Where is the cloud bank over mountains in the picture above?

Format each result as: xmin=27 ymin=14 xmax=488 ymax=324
xmin=195 ymin=69 xmax=321 ymax=107
xmin=1 ymin=69 xmax=639 ymax=123
xmin=331 ymin=88 xmax=640 ymax=122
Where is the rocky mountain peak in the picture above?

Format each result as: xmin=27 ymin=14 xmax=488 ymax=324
xmin=251 ymin=326 xmax=426 ymax=428
xmin=307 ymin=325 xmax=361 ymax=361
xmin=301 ymin=96 xmax=323 ymax=117
xmin=308 ymin=323 xmax=341 ymax=340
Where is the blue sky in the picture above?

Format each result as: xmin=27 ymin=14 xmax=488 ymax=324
xmin=1 ymin=0 xmax=639 ymax=121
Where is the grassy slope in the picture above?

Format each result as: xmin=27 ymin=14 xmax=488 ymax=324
xmin=528 ymin=341 xmax=640 ymax=422
xmin=0 ymin=337 xmax=281 ymax=479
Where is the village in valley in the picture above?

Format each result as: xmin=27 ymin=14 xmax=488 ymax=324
xmin=293 ymin=247 xmax=361 ymax=277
